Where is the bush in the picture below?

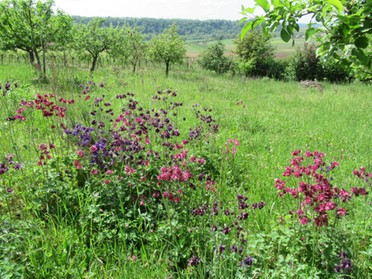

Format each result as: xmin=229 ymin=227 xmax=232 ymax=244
xmin=321 ymin=59 xmax=354 ymax=83
xmin=234 ymin=31 xmax=275 ymax=77
xmin=285 ymin=43 xmax=354 ymax=82
xmin=198 ymin=41 xmax=232 ymax=74
xmin=285 ymin=43 xmax=323 ymax=81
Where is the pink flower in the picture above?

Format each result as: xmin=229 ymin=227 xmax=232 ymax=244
xmin=198 ymin=158 xmax=205 ymax=164
xmin=292 ymin=150 xmax=301 ymax=156
xmin=90 ymin=169 xmax=98 ymax=175
xmin=190 ymin=156 xmax=196 ymax=162
xmin=105 ymin=170 xmax=113 ymax=175
xmin=275 ymin=178 xmax=285 ymax=190
xmin=39 ymin=143 xmax=48 ymax=151
xmin=74 ymin=160 xmax=82 ymax=169
xmin=125 ymin=165 xmax=136 ymax=174
xmin=228 ymin=139 xmax=240 ymax=146
xmin=300 ymin=216 xmax=309 ymax=225
xmin=305 ymin=151 xmax=313 ymax=157
xmin=90 ymin=145 xmax=97 ymax=153
xmin=77 ymin=150 xmax=85 ymax=158
xmin=337 ymin=208 xmax=347 ymax=216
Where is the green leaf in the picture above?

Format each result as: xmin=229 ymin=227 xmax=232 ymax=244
xmin=242 ymin=6 xmax=255 ymax=14
xmin=352 ymin=48 xmax=370 ymax=66
xmin=354 ymin=36 xmax=369 ymax=49
xmin=305 ymin=28 xmax=319 ymax=41
xmin=240 ymin=21 xmax=253 ymax=40
xmin=256 ymin=0 xmax=270 ymax=12
xmin=280 ymin=27 xmax=291 ymax=42
xmin=327 ymin=0 xmax=344 ymax=11
xmin=271 ymin=0 xmax=283 ymax=8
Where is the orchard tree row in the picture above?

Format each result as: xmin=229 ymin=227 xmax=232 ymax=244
xmin=0 ymin=0 xmax=186 ymax=78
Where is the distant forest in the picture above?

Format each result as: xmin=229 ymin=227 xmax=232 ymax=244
xmin=72 ymin=16 xmax=243 ymax=41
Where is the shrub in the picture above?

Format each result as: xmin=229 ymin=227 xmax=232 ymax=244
xmin=321 ymin=58 xmax=354 ymax=83
xmin=285 ymin=43 xmax=354 ymax=82
xmin=234 ymin=31 xmax=275 ymax=77
xmin=198 ymin=41 xmax=232 ymax=74
xmin=285 ymin=43 xmax=323 ymax=81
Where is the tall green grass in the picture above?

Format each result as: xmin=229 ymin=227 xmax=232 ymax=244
xmin=1 ymin=61 xmax=371 ymax=278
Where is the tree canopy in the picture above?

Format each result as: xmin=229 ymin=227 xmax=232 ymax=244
xmin=73 ymin=18 xmax=117 ymax=73
xmin=148 ymin=24 xmax=186 ymax=76
xmin=0 ymin=0 xmax=72 ymax=78
xmin=241 ymin=0 xmax=372 ymax=80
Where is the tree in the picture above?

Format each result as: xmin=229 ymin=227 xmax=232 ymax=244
xmin=0 ymin=0 xmax=72 ymax=79
xmin=241 ymin=0 xmax=372 ymax=80
xmin=74 ymin=18 xmax=117 ymax=73
xmin=198 ymin=41 xmax=232 ymax=74
xmin=111 ymin=26 xmax=147 ymax=73
xmin=234 ymin=30 xmax=275 ymax=77
xmin=148 ymin=24 xmax=186 ymax=76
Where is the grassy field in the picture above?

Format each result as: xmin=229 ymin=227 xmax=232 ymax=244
xmin=1 ymin=61 xmax=371 ymax=278
xmin=186 ymin=37 xmax=312 ymax=59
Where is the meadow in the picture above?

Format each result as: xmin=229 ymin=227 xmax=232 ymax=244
xmin=186 ymin=37 xmax=311 ymax=58
xmin=0 ymin=60 xmax=371 ymax=278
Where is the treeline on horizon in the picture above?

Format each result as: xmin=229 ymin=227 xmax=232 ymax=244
xmin=72 ymin=16 xmax=243 ymax=41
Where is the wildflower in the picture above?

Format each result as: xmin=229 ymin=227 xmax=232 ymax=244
xmin=300 ymin=216 xmax=309 ymax=225
xmin=222 ymin=226 xmax=231 ymax=235
xmin=77 ymin=150 xmax=85 ymax=158
xmin=336 ymin=208 xmax=347 ymax=217
xmin=187 ymin=256 xmax=200 ymax=267
xmin=240 ymin=256 xmax=254 ymax=267
xmin=90 ymin=145 xmax=98 ymax=153
xmin=74 ymin=160 xmax=82 ymax=169
xmin=230 ymin=244 xmax=238 ymax=253
xmin=216 ymin=245 xmax=226 ymax=254
xmin=211 ymin=225 xmax=217 ymax=232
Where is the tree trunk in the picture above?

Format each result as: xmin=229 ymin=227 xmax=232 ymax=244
xmin=165 ymin=61 xmax=170 ymax=77
xmin=28 ymin=50 xmax=35 ymax=65
xmin=34 ymin=50 xmax=43 ymax=79
xmin=132 ymin=61 xmax=137 ymax=73
xmin=63 ymin=50 xmax=67 ymax=67
xmin=42 ymin=46 xmax=47 ymax=80
xmin=90 ymin=54 xmax=99 ymax=73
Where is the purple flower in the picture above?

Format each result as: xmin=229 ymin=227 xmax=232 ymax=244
xmin=240 ymin=256 xmax=254 ymax=267
xmin=187 ymin=256 xmax=200 ymax=267
xmin=222 ymin=226 xmax=231 ymax=235
xmin=216 ymin=245 xmax=225 ymax=254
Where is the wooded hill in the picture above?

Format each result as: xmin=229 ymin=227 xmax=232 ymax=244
xmin=72 ymin=16 xmax=243 ymax=41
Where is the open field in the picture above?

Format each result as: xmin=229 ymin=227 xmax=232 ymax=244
xmin=1 ymin=61 xmax=371 ymax=278
xmin=186 ymin=37 xmax=312 ymax=59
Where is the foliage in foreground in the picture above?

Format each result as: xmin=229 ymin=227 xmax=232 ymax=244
xmin=242 ymin=0 xmax=372 ymax=80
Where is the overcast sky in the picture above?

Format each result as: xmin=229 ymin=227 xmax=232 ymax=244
xmin=53 ymin=0 xmax=257 ymax=20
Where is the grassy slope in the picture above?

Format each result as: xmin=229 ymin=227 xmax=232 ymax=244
xmin=1 ymin=62 xmax=371 ymax=277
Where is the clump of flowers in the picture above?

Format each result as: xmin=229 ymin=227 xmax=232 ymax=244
xmin=334 ymin=251 xmax=352 ymax=273
xmin=0 ymin=154 xmax=22 ymax=175
xmin=275 ymin=150 xmax=369 ymax=227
